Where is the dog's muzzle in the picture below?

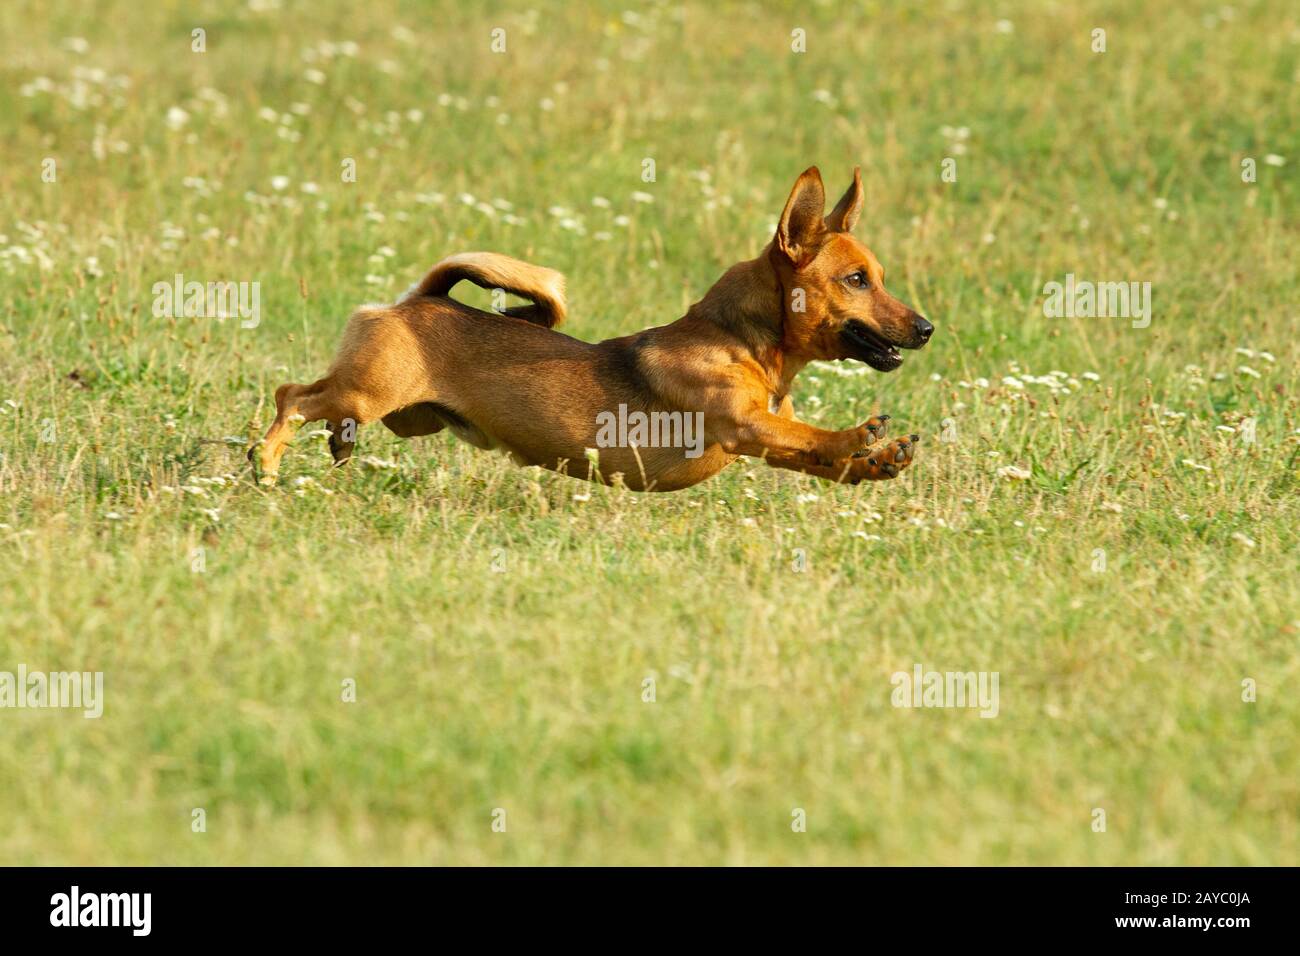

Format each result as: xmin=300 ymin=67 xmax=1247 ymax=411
xmin=841 ymin=316 xmax=933 ymax=372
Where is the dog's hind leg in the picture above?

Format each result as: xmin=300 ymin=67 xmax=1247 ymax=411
xmin=250 ymin=381 xmax=316 ymax=485
xmin=326 ymin=418 xmax=357 ymax=466
xmin=252 ymin=377 xmax=387 ymax=484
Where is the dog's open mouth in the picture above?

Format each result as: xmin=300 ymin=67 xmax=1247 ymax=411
xmin=841 ymin=319 xmax=904 ymax=372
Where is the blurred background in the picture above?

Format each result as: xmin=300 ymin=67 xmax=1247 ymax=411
xmin=0 ymin=1 xmax=1295 ymax=865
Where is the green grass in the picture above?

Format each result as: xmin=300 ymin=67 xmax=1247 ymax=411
xmin=0 ymin=0 xmax=1297 ymax=865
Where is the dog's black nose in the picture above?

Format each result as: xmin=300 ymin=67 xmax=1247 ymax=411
xmin=913 ymin=316 xmax=934 ymax=343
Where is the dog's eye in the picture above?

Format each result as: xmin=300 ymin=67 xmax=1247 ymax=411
xmin=844 ymin=271 xmax=869 ymax=289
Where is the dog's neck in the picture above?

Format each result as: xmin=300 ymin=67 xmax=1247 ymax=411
xmin=683 ymin=249 xmax=808 ymax=396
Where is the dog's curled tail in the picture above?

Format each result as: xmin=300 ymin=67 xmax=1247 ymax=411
xmin=407 ymin=252 xmax=567 ymax=328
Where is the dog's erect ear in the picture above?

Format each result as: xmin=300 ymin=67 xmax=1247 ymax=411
xmin=825 ymin=167 xmax=864 ymax=233
xmin=775 ymin=166 xmax=826 ymax=266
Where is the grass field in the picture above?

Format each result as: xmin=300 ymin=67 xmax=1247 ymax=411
xmin=1 ymin=0 xmax=1297 ymax=865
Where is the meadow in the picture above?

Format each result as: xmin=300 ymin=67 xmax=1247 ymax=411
xmin=0 ymin=0 xmax=1296 ymax=865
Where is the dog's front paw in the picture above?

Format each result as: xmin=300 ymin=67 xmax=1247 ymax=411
xmin=815 ymin=415 xmax=893 ymax=466
xmin=852 ymin=414 xmax=890 ymax=451
xmin=847 ymin=413 xmax=889 ymax=457
xmin=852 ymin=433 xmax=918 ymax=481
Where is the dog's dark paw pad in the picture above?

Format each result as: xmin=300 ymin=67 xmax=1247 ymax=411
xmin=856 ymin=436 xmax=917 ymax=480
xmin=864 ymin=414 xmax=890 ymax=439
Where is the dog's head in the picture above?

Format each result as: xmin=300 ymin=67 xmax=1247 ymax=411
xmin=770 ymin=167 xmax=933 ymax=372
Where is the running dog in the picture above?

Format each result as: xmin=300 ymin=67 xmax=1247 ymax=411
xmin=251 ymin=166 xmax=933 ymax=491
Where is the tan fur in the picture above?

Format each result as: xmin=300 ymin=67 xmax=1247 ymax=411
xmin=251 ymin=167 xmax=933 ymax=491
xmin=407 ymin=251 xmax=566 ymax=328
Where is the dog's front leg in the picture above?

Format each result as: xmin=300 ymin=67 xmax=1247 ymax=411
xmin=718 ymin=411 xmax=889 ymax=467
xmin=765 ymin=434 xmax=919 ymax=483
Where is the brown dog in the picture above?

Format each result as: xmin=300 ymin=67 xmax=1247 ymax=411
xmin=251 ymin=166 xmax=933 ymax=491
